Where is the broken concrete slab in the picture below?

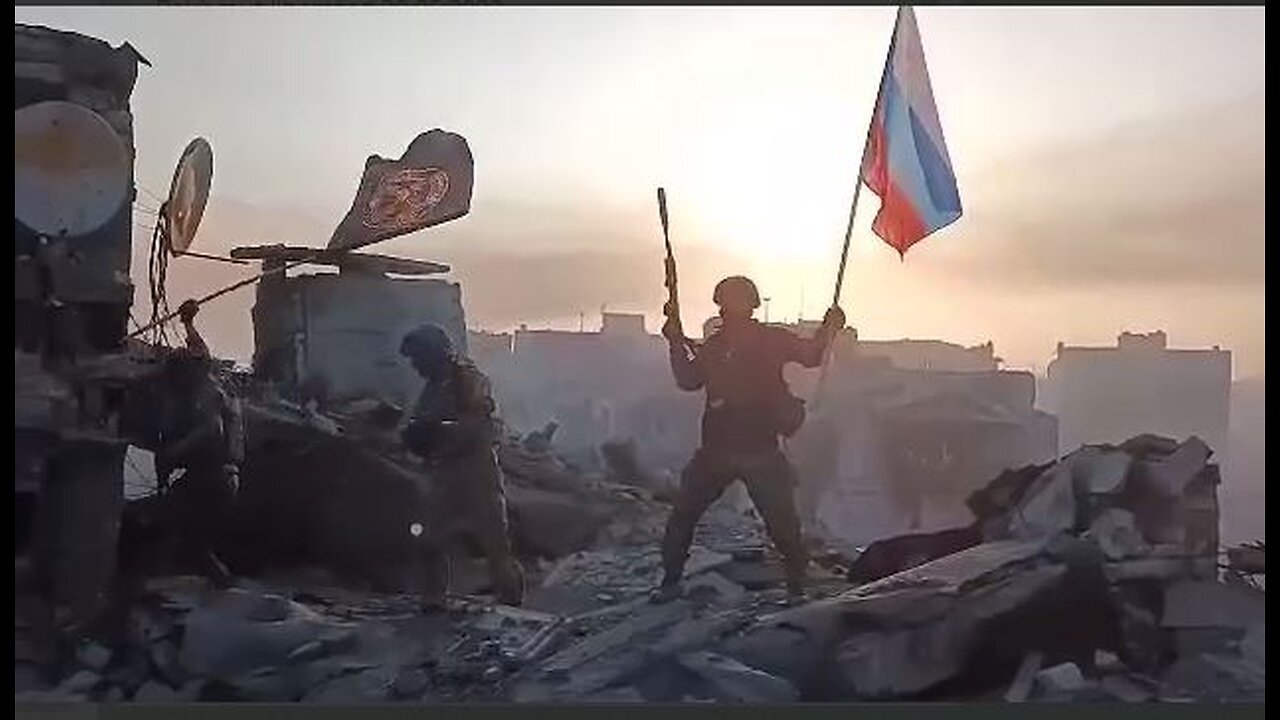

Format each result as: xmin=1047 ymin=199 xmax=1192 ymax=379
xmin=1161 ymin=652 xmax=1266 ymax=702
xmin=148 ymin=639 xmax=185 ymax=687
xmin=1008 ymin=465 xmax=1077 ymax=539
xmin=1240 ymin=624 xmax=1264 ymax=668
xmin=302 ymin=667 xmax=395 ymax=703
xmin=1003 ymin=652 xmax=1044 ymax=702
xmin=1226 ymin=543 xmax=1265 ymax=575
xmin=57 ymin=669 xmax=102 ymax=695
xmin=579 ymin=685 xmax=646 ymax=702
xmin=1132 ymin=437 xmax=1212 ymax=499
xmin=1069 ymin=446 xmax=1133 ymax=496
xmin=1085 ymin=509 xmax=1148 ymax=560
xmin=853 ymin=538 xmax=1053 ymax=597
xmin=1100 ymin=674 xmax=1155 ymax=702
xmin=967 ymin=462 xmax=1055 ymax=524
xmin=540 ymin=600 xmax=692 ymax=676
xmin=179 ymin=590 xmax=359 ymax=682
xmin=718 ymin=560 xmax=787 ymax=590
xmin=389 ymin=667 xmax=429 ymax=699
xmin=845 ymin=526 xmax=982 ymax=585
xmin=1172 ymin=628 xmax=1245 ymax=659
xmin=1102 ymin=556 xmax=1217 ymax=582
xmin=76 ymin=641 xmax=113 ymax=671
xmin=834 ymin=620 xmax=975 ymax=700
xmin=1162 ymin=580 xmax=1266 ymax=630
xmin=685 ymin=572 xmax=746 ymax=604
xmin=1034 ymin=662 xmax=1086 ymax=694
xmin=1093 ymin=649 xmax=1124 ymax=674
xmin=132 ymin=680 xmax=182 ymax=703
xmin=677 ymin=651 xmax=798 ymax=703
xmin=1118 ymin=434 xmax=1179 ymax=458
xmin=823 ymin=559 xmax=1068 ymax=699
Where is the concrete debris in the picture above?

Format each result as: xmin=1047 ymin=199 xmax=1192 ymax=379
xmin=1007 ymin=464 xmax=1077 ymax=539
xmin=845 ymin=526 xmax=982 ymax=585
xmin=1132 ymin=437 xmax=1212 ymax=499
xmin=1161 ymin=652 xmax=1266 ymax=702
xmin=685 ymin=572 xmax=747 ymax=604
xmin=1002 ymin=652 xmax=1044 ymax=702
xmin=677 ymin=651 xmax=799 ymax=703
xmin=1071 ymin=447 xmax=1133 ymax=496
xmin=1161 ymin=580 xmax=1266 ymax=629
xmin=390 ymin=668 xmax=430 ymax=699
xmin=1240 ymin=625 xmax=1264 ymax=668
xmin=1226 ymin=541 xmax=1265 ymax=575
xmin=1093 ymin=649 xmax=1124 ymax=674
xmin=20 ymin=408 xmax=1260 ymax=705
xmin=1085 ymin=509 xmax=1148 ymax=560
xmin=75 ymin=642 xmax=113 ymax=671
xmin=1033 ymin=662 xmax=1088 ymax=697
xmin=1099 ymin=674 xmax=1155 ymax=703
xmin=580 ymin=686 xmax=646 ymax=702
xmin=57 ymin=669 xmax=102 ymax=696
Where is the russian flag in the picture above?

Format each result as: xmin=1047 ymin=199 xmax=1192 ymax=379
xmin=861 ymin=6 xmax=962 ymax=257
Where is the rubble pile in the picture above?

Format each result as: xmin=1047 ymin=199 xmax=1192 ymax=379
xmin=733 ymin=433 xmax=1263 ymax=701
xmin=16 ymin=434 xmax=1265 ymax=704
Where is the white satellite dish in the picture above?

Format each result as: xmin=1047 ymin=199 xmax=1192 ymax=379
xmin=163 ymin=138 xmax=213 ymax=255
xmin=14 ymin=101 xmax=131 ymax=238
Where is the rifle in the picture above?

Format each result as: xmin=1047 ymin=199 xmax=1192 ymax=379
xmin=657 ymin=187 xmax=690 ymax=350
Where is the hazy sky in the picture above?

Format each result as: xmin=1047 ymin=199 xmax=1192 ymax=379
xmin=15 ymin=6 xmax=1266 ymax=376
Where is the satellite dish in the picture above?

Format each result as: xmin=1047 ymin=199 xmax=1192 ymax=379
xmin=163 ymin=137 xmax=213 ymax=255
xmin=14 ymin=101 xmax=131 ymax=238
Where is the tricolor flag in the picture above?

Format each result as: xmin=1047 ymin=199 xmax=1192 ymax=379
xmin=861 ymin=6 xmax=962 ymax=257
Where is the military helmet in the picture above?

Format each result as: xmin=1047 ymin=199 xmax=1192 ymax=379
xmin=712 ymin=275 xmax=761 ymax=309
xmin=400 ymin=324 xmax=455 ymax=364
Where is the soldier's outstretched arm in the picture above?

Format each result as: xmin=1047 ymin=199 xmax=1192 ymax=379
xmin=787 ymin=305 xmax=846 ymax=368
xmin=178 ymin=300 xmax=211 ymax=358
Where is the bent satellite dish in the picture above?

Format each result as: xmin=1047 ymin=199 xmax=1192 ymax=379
xmin=163 ymin=137 xmax=213 ymax=255
xmin=14 ymin=101 xmax=131 ymax=238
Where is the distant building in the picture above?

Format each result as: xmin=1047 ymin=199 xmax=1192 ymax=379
xmin=795 ymin=334 xmax=1058 ymax=549
xmin=1042 ymin=331 xmax=1231 ymax=453
xmin=471 ymin=313 xmax=701 ymax=471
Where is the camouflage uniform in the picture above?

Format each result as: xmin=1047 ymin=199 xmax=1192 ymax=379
xmin=153 ymin=313 xmax=243 ymax=586
xmin=401 ymin=326 xmax=524 ymax=608
xmin=660 ymin=314 xmax=838 ymax=597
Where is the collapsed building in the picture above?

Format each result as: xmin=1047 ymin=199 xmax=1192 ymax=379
xmin=793 ymin=330 xmax=1058 ymax=549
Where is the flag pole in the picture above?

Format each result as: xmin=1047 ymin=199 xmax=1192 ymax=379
xmin=812 ymin=7 xmax=902 ymax=409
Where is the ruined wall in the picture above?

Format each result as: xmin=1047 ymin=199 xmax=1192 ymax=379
xmin=252 ymin=269 xmax=467 ymax=407
xmin=15 ymin=24 xmax=144 ymax=350
xmin=798 ymin=365 xmax=1060 ymax=549
xmin=471 ymin=321 xmax=699 ymax=474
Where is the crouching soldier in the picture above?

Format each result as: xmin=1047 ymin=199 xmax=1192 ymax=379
xmin=400 ymin=324 xmax=525 ymax=609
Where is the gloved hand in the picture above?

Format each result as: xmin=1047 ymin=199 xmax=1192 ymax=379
xmin=178 ymin=299 xmax=200 ymax=324
xmin=823 ymin=305 xmax=846 ymax=330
